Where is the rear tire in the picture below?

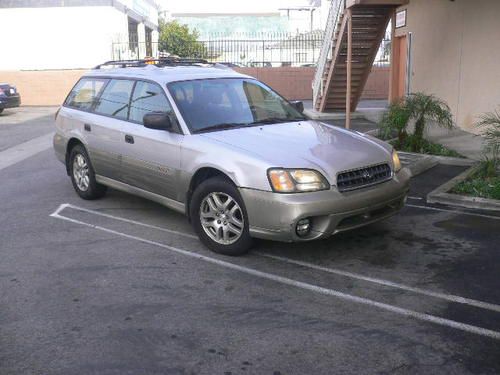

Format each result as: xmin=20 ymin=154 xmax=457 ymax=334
xmin=0 ymin=109 xmax=4 ymax=114
xmin=190 ymin=177 xmax=253 ymax=255
xmin=68 ymin=144 xmax=107 ymax=200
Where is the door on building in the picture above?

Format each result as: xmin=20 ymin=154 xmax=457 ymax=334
xmin=390 ymin=35 xmax=407 ymax=101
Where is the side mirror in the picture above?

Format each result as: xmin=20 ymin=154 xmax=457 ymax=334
xmin=290 ymin=100 xmax=304 ymax=114
xmin=143 ymin=112 xmax=172 ymax=130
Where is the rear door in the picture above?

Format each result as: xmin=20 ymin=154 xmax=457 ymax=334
xmin=90 ymin=78 xmax=135 ymax=181
xmin=119 ymin=80 xmax=183 ymax=201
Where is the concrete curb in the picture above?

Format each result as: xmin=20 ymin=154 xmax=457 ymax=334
xmin=304 ymin=109 xmax=365 ymax=121
xmin=427 ymin=164 xmax=500 ymax=212
xmin=397 ymin=152 xmax=438 ymax=177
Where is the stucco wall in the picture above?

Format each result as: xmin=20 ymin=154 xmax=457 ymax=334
xmin=395 ymin=0 xmax=500 ymax=132
xmin=0 ymin=66 xmax=389 ymax=106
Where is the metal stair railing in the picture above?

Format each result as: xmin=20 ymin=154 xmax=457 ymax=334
xmin=312 ymin=0 xmax=346 ymax=110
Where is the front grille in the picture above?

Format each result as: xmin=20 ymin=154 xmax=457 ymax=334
xmin=336 ymin=163 xmax=392 ymax=192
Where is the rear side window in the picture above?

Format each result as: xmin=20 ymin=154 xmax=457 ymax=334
xmin=129 ymin=81 xmax=174 ymax=125
xmin=65 ymin=78 xmax=107 ymax=110
xmin=94 ymin=79 xmax=135 ymax=120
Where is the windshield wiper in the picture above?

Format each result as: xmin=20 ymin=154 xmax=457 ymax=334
xmin=194 ymin=123 xmax=248 ymax=133
xmin=246 ymin=117 xmax=305 ymax=126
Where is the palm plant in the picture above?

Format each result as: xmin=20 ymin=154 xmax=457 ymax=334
xmin=404 ymin=92 xmax=454 ymax=152
xmin=474 ymin=109 xmax=500 ymax=176
xmin=378 ymin=98 xmax=410 ymax=143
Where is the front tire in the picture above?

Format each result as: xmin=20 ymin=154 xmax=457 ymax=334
xmin=69 ymin=144 xmax=107 ymax=200
xmin=190 ymin=177 xmax=253 ymax=255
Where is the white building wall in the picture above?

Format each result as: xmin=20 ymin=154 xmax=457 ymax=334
xmin=0 ymin=4 xmax=157 ymax=70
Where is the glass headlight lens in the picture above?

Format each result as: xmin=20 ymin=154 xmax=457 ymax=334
xmin=392 ymin=150 xmax=402 ymax=172
xmin=268 ymin=169 xmax=329 ymax=193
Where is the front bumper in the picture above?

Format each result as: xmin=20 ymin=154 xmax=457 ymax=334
xmin=240 ymin=168 xmax=411 ymax=242
xmin=0 ymin=94 xmax=21 ymax=109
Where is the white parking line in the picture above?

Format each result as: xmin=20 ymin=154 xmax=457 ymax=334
xmin=51 ymin=203 xmax=198 ymax=239
xmin=406 ymin=203 xmax=500 ymax=220
xmin=53 ymin=203 xmax=500 ymax=314
xmin=0 ymin=133 xmax=53 ymax=171
xmin=50 ymin=204 xmax=500 ymax=340
xmin=255 ymin=252 xmax=500 ymax=313
xmin=408 ymin=196 xmax=423 ymax=200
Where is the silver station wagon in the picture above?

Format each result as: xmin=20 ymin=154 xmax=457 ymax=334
xmin=54 ymin=58 xmax=410 ymax=255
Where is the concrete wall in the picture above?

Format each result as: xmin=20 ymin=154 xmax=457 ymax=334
xmin=0 ymin=66 xmax=389 ymax=106
xmin=395 ymin=0 xmax=500 ymax=132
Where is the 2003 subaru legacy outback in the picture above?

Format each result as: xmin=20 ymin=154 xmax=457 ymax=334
xmin=54 ymin=58 xmax=410 ymax=255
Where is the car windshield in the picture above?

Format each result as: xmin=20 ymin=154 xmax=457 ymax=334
xmin=168 ymin=78 xmax=306 ymax=133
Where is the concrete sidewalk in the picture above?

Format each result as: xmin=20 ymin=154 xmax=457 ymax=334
xmin=424 ymin=126 xmax=487 ymax=161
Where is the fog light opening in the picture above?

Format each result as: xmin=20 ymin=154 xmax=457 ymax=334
xmin=296 ymin=218 xmax=311 ymax=237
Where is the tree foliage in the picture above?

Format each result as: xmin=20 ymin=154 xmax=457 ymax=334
xmin=158 ymin=20 xmax=205 ymax=58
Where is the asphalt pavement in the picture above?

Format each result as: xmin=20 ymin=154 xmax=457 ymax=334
xmin=1 ymin=107 xmax=499 ymax=375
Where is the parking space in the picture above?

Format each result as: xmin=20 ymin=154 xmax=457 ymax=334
xmin=1 ymin=116 xmax=499 ymax=374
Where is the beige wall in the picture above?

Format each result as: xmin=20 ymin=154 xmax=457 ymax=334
xmin=1 ymin=67 xmax=389 ymax=106
xmin=0 ymin=70 xmax=88 ymax=106
xmin=395 ymin=0 xmax=500 ymax=132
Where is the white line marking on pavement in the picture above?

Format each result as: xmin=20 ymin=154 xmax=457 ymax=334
xmin=0 ymin=132 xmax=53 ymax=171
xmin=50 ymin=204 xmax=500 ymax=340
xmin=51 ymin=203 xmax=198 ymax=239
xmin=408 ymin=196 xmax=423 ymax=200
xmin=255 ymin=252 xmax=500 ymax=313
xmin=406 ymin=203 xmax=500 ymax=220
xmin=54 ymin=203 xmax=500 ymax=313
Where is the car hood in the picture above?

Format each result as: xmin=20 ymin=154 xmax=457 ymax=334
xmin=200 ymin=121 xmax=392 ymax=183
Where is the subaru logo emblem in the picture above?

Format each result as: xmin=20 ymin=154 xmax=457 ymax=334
xmin=362 ymin=170 xmax=372 ymax=179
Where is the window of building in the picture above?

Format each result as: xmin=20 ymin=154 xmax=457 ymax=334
xmin=128 ymin=17 xmax=139 ymax=53
xmin=65 ymin=78 xmax=108 ymax=110
xmin=129 ymin=81 xmax=176 ymax=126
xmin=94 ymin=79 xmax=135 ymax=120
xmin=145 ymin=27 xmax=153 ymax=57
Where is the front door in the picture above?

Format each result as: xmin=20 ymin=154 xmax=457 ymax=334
xmin=120 ymin=80 xmax=182 ymax=201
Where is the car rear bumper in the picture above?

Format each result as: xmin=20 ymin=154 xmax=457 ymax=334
xmin=240 ymin=168 xmax=411 ymax=242
xmin=0 ymin=95 xmax=21 ymax=109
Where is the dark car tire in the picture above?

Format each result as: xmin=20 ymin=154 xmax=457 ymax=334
xmin=68 ymin=144 xmax=107 ymax=200
xmin=0 ymin=109 xmax=4 ymax=114
xmin=190 ymin=177 xmax=253 ymax=256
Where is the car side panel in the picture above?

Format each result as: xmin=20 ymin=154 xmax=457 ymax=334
xmin=120 ymin=123 xmax=183 ymax=201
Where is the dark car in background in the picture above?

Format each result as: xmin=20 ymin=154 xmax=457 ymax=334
xmin=0 ymin=83 xmax=21 ymax=113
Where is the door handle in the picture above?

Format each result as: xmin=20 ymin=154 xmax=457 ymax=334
xmin=125 ymin=134 xmax=134 ymax=144
xmin=84 ymin=123 xmax=91 ymax=132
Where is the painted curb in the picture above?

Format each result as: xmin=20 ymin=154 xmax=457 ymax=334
xmin=427 ymin=164 xmax=500 ymax=212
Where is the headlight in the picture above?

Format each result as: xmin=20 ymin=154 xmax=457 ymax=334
xmin=268 ymin=169 xmax=329 ymax=193
xmin=392 ymin=150 xmax=402 ymax=172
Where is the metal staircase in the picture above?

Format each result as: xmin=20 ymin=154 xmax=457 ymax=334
xmin=313 ymin=0 xmax=408 ymax=114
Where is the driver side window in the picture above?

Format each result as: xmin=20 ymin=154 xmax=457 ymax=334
xmin=129 ymin=81 xmax=178 ymax=129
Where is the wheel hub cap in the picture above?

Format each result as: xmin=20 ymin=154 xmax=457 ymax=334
xmin=200 ymin=192 xmax=244 ymax=245
xmin=73 ymin=154 xmax=90 ymax=191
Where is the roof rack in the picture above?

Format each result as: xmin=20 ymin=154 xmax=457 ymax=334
xmin=93 ymin=57 xmax=213 ymax=69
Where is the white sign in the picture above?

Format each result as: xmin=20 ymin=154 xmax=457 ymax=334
xmin=396 ymin=9 xmax=407 ymax=28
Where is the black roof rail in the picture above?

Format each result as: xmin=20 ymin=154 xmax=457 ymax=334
xmin=94 ymin=58 xmax=212 ymax=69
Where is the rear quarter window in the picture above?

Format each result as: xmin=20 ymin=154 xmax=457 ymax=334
xmin=65 ymin=78 xmax=108 ymax=110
